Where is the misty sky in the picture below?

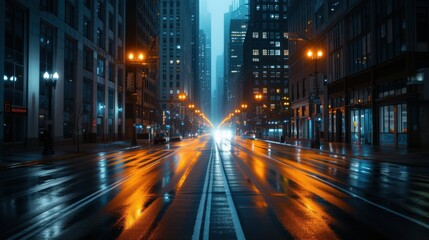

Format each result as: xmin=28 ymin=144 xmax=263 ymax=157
xmin=207 ymin=0 xmax=231 ymax=90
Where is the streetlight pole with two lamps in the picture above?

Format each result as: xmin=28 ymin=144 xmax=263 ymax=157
xmin=254 ymin=93 xmax=264 ymax=138
xmin=42 ymin=71 xmax=59 ymax=154
xmin=306 ymin=48 xmax=323 ymax=148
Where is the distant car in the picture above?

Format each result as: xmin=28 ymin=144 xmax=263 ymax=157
xmin=188 ymin=132 xmax=198 ymax=138
xmin=170 ymin=133 xmax=182 ymax=141
xmin=242 ymin=131 xmax=256 ymax=140
xmin=154 ymin=133 xmax=169 ymax=144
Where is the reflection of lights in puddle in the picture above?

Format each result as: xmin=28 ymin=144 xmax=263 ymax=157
xmin=254 ymin=199 xmax=268 ymax=208
xmin=163 ymin=193 xmax=173 ymax=203
xmin=41 ymin=220 xmax=62 ymax=239
xmin=296 ymin=150 xmax=301 ymax=162
xmin=98 ymin=159 xmax=108 ymax=190
xmin=124 ymin=194 xmax=146 ymax=229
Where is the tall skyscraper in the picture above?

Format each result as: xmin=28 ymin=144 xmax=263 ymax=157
xmin=224 ymin=2 xmax=248 ymax=118
xmin=199 ymin=0 xmax=211 ymax=118
xmin=243 ymin=0 xmax=289 ymax=138
xmin=125 ymin=0 xmax=159 ymax=142
xmin=159 ymin=0 xmax=195 ymax=134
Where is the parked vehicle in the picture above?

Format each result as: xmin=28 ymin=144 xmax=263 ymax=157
xmin=154 ymin=133 xmax=169 ymax=144
xmin=170 ymin=133 xmax=182 ymax=141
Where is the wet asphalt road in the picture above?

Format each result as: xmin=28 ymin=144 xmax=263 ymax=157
xmin=1 ymin=134 xmax=429 ymax=239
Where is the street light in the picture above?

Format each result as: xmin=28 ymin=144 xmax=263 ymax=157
xmin=306 ymin=48 xmax=324 ymax=148
xmin=128 ymin=52 xmax=144 ymax=146
xmin=178 ymin=93 xmax=187 ymax=136
xmin=254 ymin=93 xmax=264 ymax=138
xmin=43 ymin=71 xmax=59 ymax=154
xmin=127 ymin=50 xmax=156 ymax=146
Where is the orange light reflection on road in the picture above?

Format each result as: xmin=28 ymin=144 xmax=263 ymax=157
xmin=279 ymin=166 xmax=349 ymax=239
xmin=239 ymin=141 xmax=350 ymax=239
xmin=176 ymin=143 xmax=205 ymax=191
xmin=123 ymin=189 xmax=148 ymax=230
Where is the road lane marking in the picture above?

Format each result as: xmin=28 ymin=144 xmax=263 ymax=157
xmin=203 ymin=149 xmax=214 ymax=240
xmin=265 ymin=155 xmax=429 ymax=230
xmin=215 ymin=143 xmax=246 ymax=240
xmin=192 ymin=144 xmax=214 ymax=240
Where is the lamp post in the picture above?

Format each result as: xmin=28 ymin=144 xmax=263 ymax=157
xmin=178 ymin=93 xmax=187 ymax=136
xmin=128 ymin=51 xmax=146 ymax=146
xmin=254 ymin=93 xmax=264 ymax=138
xmin=306 ymin=48 xmax=323 ymax=148
xmin=241 ymin=104 xmax=248 ymax=132
xmin=188 ymin=104 xmax=195 ymax=135
xmin=43 ymin=71 xmax=59 ymax=154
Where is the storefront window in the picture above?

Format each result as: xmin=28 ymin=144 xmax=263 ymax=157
xmin=379 ymin=104 xmax=407 ymax=146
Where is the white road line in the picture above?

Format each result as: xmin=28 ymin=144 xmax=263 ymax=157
xmin=203 ymin=150 xmax=214 ymax=240
xmin=215 ymin=143 xmax=246 ymax=240
xmin=268 ymin=156 xmax=429 ymax=230
xmin=192 ymin=144 xmax=214 ymax=240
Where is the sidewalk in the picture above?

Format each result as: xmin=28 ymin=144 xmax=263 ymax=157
xmin=273 ymin=138 xmax=429 ymax=167
xmin=0 ymin=141 xmax=139 ymax=169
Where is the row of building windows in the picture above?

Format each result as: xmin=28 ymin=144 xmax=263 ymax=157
xmin=252 ymin=31 xmax=283 ymax=39
xmin=252 ymin=49 xmax=285 ymax=56
xmin=253 ymin=71 xmax=284 ymax=78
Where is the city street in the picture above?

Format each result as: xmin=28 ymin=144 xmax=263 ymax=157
xmin=1 ymin=134 xmax=429 ymax=239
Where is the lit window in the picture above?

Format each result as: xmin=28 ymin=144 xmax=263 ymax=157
xmin=252 ymin=49 xmax=259 ymax=55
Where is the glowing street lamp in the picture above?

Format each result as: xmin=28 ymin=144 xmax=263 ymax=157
xmin=42 ymin=71 xmax=59 ymax=154
xmin=306 ymin=47 xmax=324 ymax=148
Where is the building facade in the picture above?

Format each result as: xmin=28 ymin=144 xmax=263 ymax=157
xmin=243 ymin=0 xmax=290 ymax=139
xmin=1 ymin=0 xmax=126 ymax=148
xmin=224 ymin=2 xmax=248 ymax=118
xmin=158 ymin=0 xmax=195 ymax=135
xmin=198 ymin=30 xmax=211 ymax=116
xmin=199 ymin=0 xmax=211 ymax=117
xmin=288 ymin=0 xmax=429 ymax=148
xmin=125 ymin=0 xmax=159 ymax=142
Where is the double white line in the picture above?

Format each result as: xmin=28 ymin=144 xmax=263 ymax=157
xmin=192 ymin=142 xmax=245 ymax=240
